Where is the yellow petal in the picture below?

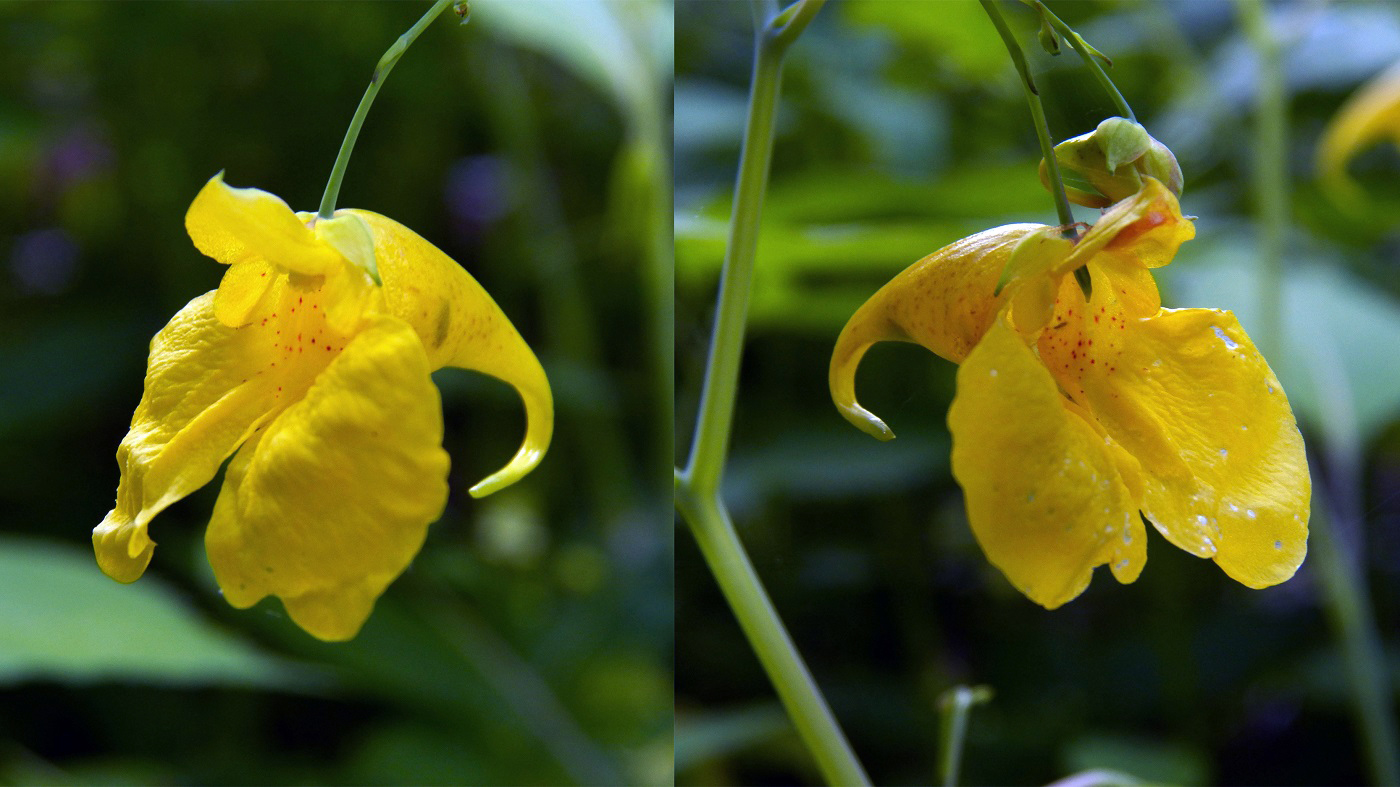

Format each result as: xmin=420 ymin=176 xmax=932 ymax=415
xmin=830 ymin=224 xmax=1042 ymax=439
xmin=313 ymin=212 xmax=381 ymax=285
xmin=1059 ymin=178 xmax=1194 ymax=275
xmin=348 ymin=209 xmax=552 ymax=497
xmin=185 ymin=173 xmax=341 ymax=275
xmin=1072 ymin=307 xmax=1310 ymax=587
xmin=1317 ymin=62 xmax=1400 ymax=198
xmin=948 ymin=314 xmax=1145 ymax=608
xmin=94 ymin=292 xmax=281 ymax=582
xmin=94 ymin=270 xmax=373 ymax=583
xmin=213 ymin=259 xmax=278 ymax=327
xmin=204 ymin=316 xmax=450 ymax=642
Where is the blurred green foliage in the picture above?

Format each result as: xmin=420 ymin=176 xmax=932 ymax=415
xmin=1 ymin=1 xmax=670 ymax=785
xmin=677 ymin=1 xmax=1400 ymax=785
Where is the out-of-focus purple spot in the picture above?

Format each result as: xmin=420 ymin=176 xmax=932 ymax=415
xmin=445 ymin=156 xmax=513 ymax=239
xmin=45 ymin=126 xmax=114 ymax=192
xmin=10 ymin=228 xmax=79 ymax=296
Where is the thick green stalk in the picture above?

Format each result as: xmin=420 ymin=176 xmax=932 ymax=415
xmin=318 ymin=0 xmax=455 ymax=218
xmin=1032 ymin=1 xmax=1135 ymax=122
xmin=1235 ymin=0 xmax=1284 ymax=363
xmin=676 ymin=1 xmax=870 ymax=784
xmin=675 ymin=481 xmax=867 ymax=786
xmin=1237 ymin=1 xmax=1400 ymax=783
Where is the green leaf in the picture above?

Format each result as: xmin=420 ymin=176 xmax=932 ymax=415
xmin=1062 ymin=733 xmax=1209 ymax=786
xmin=843 ymin=0 xmax=1009 ymax=83
xmin=473 ymin=0 xmax=667 ymax=131
xmin=677 ymin=163 xmax=1054 ymax=335
xmin=0 ymin=536 xmax=309 ymax=687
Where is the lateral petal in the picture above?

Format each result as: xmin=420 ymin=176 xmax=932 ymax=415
xmin=349 ymin=209 xmax=552 ymax=497
xmin=93 ymin=292 xmax=284 ymax=582
xmin=948 ymin=314 xmax=1145 ymax=609
xmin=185 ymin=173 xmax=341 ymax=275
xmin=1074 ymin=307 xmax=1309 ymax=587
xmin=94 ymin=270 xmax=370 ymax=583
xmin=204 ymin=316 xmax=450 ymax=642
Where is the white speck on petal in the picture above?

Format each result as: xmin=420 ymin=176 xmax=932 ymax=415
xmin=1213 ymin=325 xmax=1240 ymax=350
xmin=1247 ymin=509 xmax=1258 ymax=520
xmin=1114 ymin=559 xmax=1129 ymax=570
xmin=1195 ymin=514 xmax=1209 ymax=527
xmin=989 ymin=368 xmax=998 ymax=377
xmin=1274 ymin=540 xmax=1283 ymax=550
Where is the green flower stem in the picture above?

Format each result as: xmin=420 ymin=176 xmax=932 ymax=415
xmin=937 ymin=685 xmax=992 ymax=787
xmin=981 ymin=0 xmax=1090 ymax=293
xmin=1238 ymin=1 xmax=1400 ymax=783
xmin=318 ymin=0 xmax=456 ymax=219
xmin=1031 ymin=1 xmax=1136 ymax=123
xmin=676 ymin=1 xmax=870 ymax=785
xmin=980 ymin=0 xmax=1074 ymax=234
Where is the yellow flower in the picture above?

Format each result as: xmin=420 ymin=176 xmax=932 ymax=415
xmin=93 ymin=173 xmax=553 ymax=641
xmin=830 ymin=179 xmax=1309 ymax=608
xmin=1317 ymin=62 xmax=1400 ymax=199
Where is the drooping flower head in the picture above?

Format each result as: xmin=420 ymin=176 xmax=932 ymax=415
xmin=830 ymin=179 xmax=1309 ymax=608
xmin=94 ymin=174 xmax=553 ymax=640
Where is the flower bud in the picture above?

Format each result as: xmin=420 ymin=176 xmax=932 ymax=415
xmin=1039 ymin=117 xmax=1182 ymax=208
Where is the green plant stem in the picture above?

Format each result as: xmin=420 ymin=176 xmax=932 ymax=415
xmin=1032 ymin=1 xmax=1135 ymax=122
xmin=980 ymin=0 xmax=1074 ymax=234
xmin=675 ymin=481 xmax=867 ymax=786
xmin=676 ymin=2 xmax=870 ymax=785
xmin=1236 ymin=0 xmax=1284 ymax=363
xmin=1238 ymin=1 xmax=1400 ymax=783
xmin=318 ymin=0 xmax=454 ymax=218
xmin=937 ymin=686 xmax=992 ymax=787
xmin=981 ymin=0 xmax=1091 ymax=294
xmin=1312 ymin=491 xmax=1400 ymax=787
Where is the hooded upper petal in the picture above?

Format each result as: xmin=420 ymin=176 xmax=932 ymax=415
xmin=350 ymin=209 xmax=553 ymax=497
xmin=829 ymin=224 xmax=1040 ymax=439
xmin=949 ymin=314 xmax=1147 ymax=608
xmin=204 ymin=316 xmax=450 ymax=642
